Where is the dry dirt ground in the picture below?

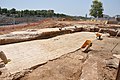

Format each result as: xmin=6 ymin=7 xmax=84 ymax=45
xmin=0 ymin=33 xmax=118 ymax=80
xmin=0 ymin=19 xmax=120 ymax=80
xmin=0 ymin=19 xmax=72 ymax=35
xmin=18 ymin=36 xmax=120 ymax=80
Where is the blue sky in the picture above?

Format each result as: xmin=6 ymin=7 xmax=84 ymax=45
xmin=0 ymin=0 xmax=120 ymax=17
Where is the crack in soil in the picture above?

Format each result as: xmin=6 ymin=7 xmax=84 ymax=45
xmin=15 ymin=49 xmax=87 ymax=80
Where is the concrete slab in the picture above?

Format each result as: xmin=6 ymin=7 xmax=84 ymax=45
xmin=0 ymin=32 xmax=95 ymax=74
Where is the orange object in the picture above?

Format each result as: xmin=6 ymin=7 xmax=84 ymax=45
xmin=96 ymin=33 xmax=102 ymax=37
xmin=96 ymin=33 xmax=102 ymax=40
xmin=81 ymin=40 xmax=92 ymax=48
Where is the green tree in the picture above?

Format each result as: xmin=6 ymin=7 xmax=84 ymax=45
xmin=0 ymin=7 xmax=2 ymax=14
xmin=42 ymin=10 xmax=47 ymax=16
xmin=90 ymin=0 xmax=104 ymax=18
xmin=1 ymin=8 xmax=8 ymax=14
xmin=24 ymin=9 xmax=30 ymax=15
xmin=47 ymin=10 xmax=54 ymax=17
xmin=10 ymin=8 xmax=16 ymax=14
xmin=29 ymin=10 xmax=35 ymax=16
xmin=16 ymin=11 xmax=21 ymax=17
xmin=21 ymin=10 xmax=25 ymax=17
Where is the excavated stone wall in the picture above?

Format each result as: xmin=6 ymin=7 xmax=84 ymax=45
xmin=0 ymin=26 xmax=120 ymax=45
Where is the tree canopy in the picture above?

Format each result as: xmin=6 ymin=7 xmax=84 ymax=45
xmin=89 ymin=0 xmax=104 ymax=18
xmin=0 ymin=7 xmax=70 ymax=18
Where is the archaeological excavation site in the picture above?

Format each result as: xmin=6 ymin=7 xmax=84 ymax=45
xmin=0 ymin=18 xmax=120 ymax=80
xmin=0 ymin=0 xmax=120 ymax=79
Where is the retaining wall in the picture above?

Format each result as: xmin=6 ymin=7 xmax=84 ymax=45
xmin=0 ymin=26 xmax=120 ymax=45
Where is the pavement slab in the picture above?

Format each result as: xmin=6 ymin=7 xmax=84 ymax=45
xmin=0 ymin=32 xmax=95 ymax=74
